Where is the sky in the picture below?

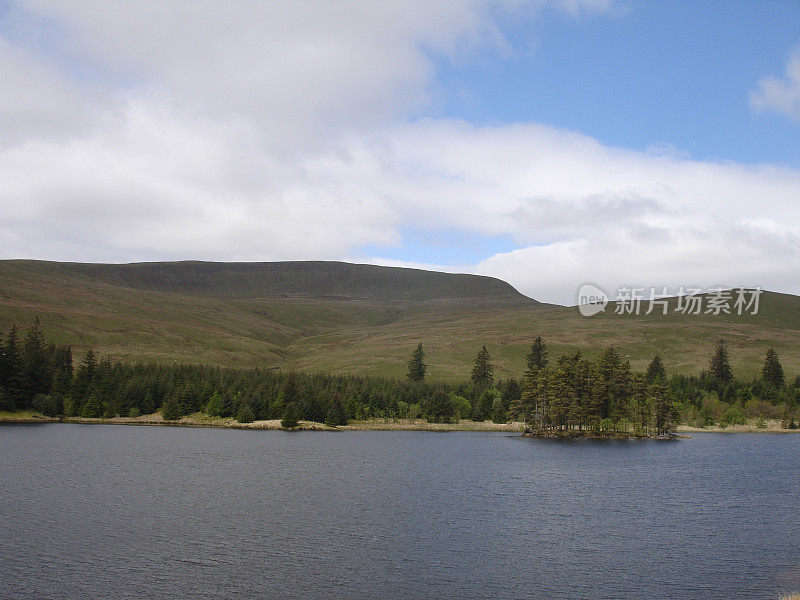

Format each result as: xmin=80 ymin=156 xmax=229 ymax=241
xmin=1 ymin=0 xmax=799 ymax=304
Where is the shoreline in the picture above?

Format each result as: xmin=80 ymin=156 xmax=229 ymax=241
xmin=1 ymin=411 xmax=798 ymax=433
xmin=676 ymin=419 xmax=800 ymax=434
xmin=0 ymin=411 xmax=525 ymax=432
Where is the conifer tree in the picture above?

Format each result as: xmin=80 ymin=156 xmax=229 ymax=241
xmin=21 ymin=317 xmax=49 ymax=406
xmin=325 ymin=394 xmax=347 ymax=427
xmin=73 ymin=348 xmax=98 ymax=404
xmin=406 ymin=343 xmax=427 ymax=382
xmin=501 ymin=378 xmax=522 ymax=419
xmin=526 ymin=336 xmax=548 ymax=372
xmin=471 ymin=345 xmax=493 ymax=388
xmin=762 ymin=348 xmax=785 ymax=388
xmin=645 ymin=354 xmax=666 ymax=384
xmin=161 ymin=394 xmax=182 ymax=421
xmin=423 ymin=388 xmax=454 ymax=423
xmin=2 ymin=327 xmax=23 ymax=410
xmin=650 ymin=383 xmax=673 ymax=435
xmin=206 ymin=391 xmax=225 ymax=416
xmin=490 ymin=394 xmax=507 ymax=424
xmin=281 ymin=402 xmax=301 ymax=428
xmin=80 ymin=392 xmax=104 ymax=418
xmin=236 ymin=403 xmax=255 ymax=423
xmin=709 ymin=339 xmax=733 ymax=385
xmin=545 ymin=367 xmax=574 ymax=430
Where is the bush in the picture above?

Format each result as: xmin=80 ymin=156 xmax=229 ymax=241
xmin=206 ymin=391 xmax=225 ymax=417
xmin=449 ymin=393 xmax=471 ymax=421
xmin=128 ymin=406 xmax=141 ymax=418
xmin=719 ymin=406 xmax=747 ymax=426
xmin=423 ymin=388 xmax=454 ymax=423
xmin=32 ymin=394 xmax=60 ymax=417
xmin=236 ymin=404 xmax=255 ymax=423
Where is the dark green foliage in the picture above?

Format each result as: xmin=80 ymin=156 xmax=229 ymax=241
xmin=0 ymin=318 xmax=795 ymax=433
xmin=325 ymin=394 xmax=347 ymax=427
xmin=80 ymin=393 xmax=103 ymax=418
xmin=236 ymin=404 xmax=255 ymax=423
xmin=1 ymin=327 xmax=23 ymax=410
xmin=491 ymin=394 xmax=507 ymax=423
xmin=719 ymin=406 xmax=747 ymax=426
xmin=645 ymin=354 xmax=666 ymax=384
xmin=423 ymin=388 xmax=454 ymax=423
xmin=526 ymin=336 xmax=548 ymax=372
xmin=406 ymin=343 xmax=427 ymax=382
xmin=499 ymin=378 xmax=521 ymax=411
xmin=281 ymin=403 xmax=301 ymax=428
xmin=161 ymin=395 xmax=182 ymax=421
xmin=206 ymin=391 xmax=225 ymax=417
xmin=32 ymin=394 xmax=60 ymax=417
xmin=471 ymin=345 xmax=493 ymax=388
xmin=762 ymin=348 xmax=784 ymax=388
xmin=71 ymin=348 xmax=97 ymax=413
xmin=473 ymin=388 xmax=498 ymax=421
xmin=709 ymin=339 xmax=733 ymax=385
xmin=649 ymin=383 xmax=674 ymax=435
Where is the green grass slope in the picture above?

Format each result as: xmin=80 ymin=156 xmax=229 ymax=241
xmin=1 ymin=260 xmax=798 ymax=381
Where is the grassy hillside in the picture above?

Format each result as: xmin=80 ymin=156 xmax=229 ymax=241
xmin=1 ymin=260 xmax=798 ymax=381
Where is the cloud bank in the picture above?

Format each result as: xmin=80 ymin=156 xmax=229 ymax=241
xmin=1 ymin=1 xmax=799 ymax=304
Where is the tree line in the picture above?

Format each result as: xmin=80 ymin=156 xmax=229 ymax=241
xmin=1 ymin=319 xmax=798 ymax=431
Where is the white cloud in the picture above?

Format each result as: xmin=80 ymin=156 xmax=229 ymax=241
xmin=751 ymin=47 xmax=800 ymax=123
xmin=1 ymin=1 xmax=800 ymax=305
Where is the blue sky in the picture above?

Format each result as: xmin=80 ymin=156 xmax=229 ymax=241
xmin=1 ymin=1 xmax=800 ymax=303
xmin=432 ymin=1 xmax=800 ymax=164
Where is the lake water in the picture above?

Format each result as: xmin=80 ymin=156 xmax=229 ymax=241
xmin=0 ymin=425 xmax=798 ymax=600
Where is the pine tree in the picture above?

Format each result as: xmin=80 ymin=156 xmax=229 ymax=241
xmin=406 ymin=343 xmax=427 ymax=382
xmin=80 ymin=392 xmax=103 ymax=418
xmin=21 ymin=317 xmax=49 ymax=407
xmin=597 ymin=345 xmax=630 ymax=420
xmin=490 ymin=394 xmax=507 ymax=424
xmin=325 ymin=394 xmax=347 ymax=427
xmin=471 ymin=345 xmax=493 ymax=388
xmin=236 ymin=403 xmax=255 ymax=423
xmin=709 ymin=339 xmax=733 ymax=385
xmin=526 ymin=337 xmax=548 ymax=372
xmin=501 ymin=378 xmax=522 ymax=419
xmin=545 ymin=367 xmax=574 ymax=431
xmin=650 ymin=383 xmax=673 ymax=435
xmin=762 ymin=348 xmax=785 ymax=388
xmin=281 ymin=402 xmax=301 ymax=428
xmin=645 ymin=354 xmax=666 ymax=384
xmin=2 ymin=327 xmax=23 ymax=410
xmin=73 ymin=348 xmax=97 ymax=404
xmin=161 ymin=394 xmax=182 ymax=421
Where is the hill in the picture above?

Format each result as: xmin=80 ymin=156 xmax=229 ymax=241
xmin=1 ymin=260 xmax=530 ymax=303
xmin=1 ymin=259 xmax=798 ymax=381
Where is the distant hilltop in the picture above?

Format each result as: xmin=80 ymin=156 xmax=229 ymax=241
xmin=0 ymin=259 xmax=535 ymax=304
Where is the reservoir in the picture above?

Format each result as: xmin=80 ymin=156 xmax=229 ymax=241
xmin=1 ymin=425 xmax=798 ymax=599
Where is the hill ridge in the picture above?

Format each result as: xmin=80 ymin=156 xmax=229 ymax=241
xmin=0 ymin=259 xmax=534 ymax=304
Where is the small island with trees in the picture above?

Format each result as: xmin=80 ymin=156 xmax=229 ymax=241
xmin=1 ymin=318 xmax=798 ymax=438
